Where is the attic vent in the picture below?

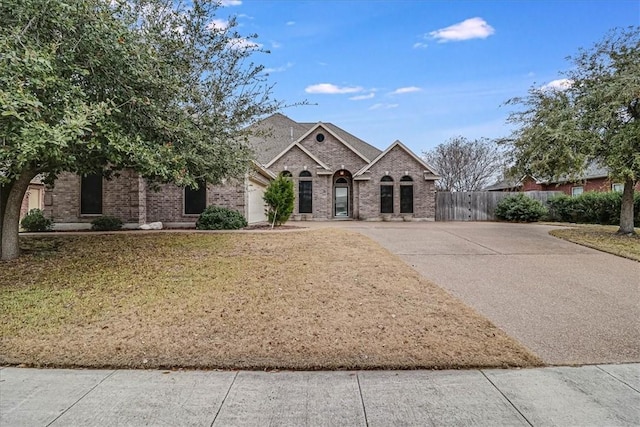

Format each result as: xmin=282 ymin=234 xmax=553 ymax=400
xmin=316 ymin=133 xmax=325 ymax=142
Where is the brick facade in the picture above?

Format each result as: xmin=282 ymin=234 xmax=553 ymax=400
xmin=517 ymin=176 xmax=639 ymax=194
xmin=356 ymin=145 xmax=436 ymax=220
xmin=41 ymin=116 xmax=439 ymax=227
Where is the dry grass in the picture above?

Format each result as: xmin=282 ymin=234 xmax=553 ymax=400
xmin=1 ymin=229 xmax=541 ymax=370
xmin=550 ymin=225 xmax=640 ymax=262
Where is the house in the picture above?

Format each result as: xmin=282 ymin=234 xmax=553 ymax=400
xmin=485 ymin=164 xmax=638 ymax=196
xmin=41 ymin=113 xmax=438 ymax=228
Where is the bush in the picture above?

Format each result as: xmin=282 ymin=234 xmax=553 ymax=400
xmin=196 ymin=206 xmax=247 ymax=230
xmin=91 ymin=216 xmax=123 ymax=231
xmin=263 ymin=174 xmax=294 ymax=226
xmin=20 ymin=209 xmax=53 ymax=232
xmin=495 ymin=194 xmax=547 ymax=222
xmin=547 ymin=191 xmax=640 ymax=226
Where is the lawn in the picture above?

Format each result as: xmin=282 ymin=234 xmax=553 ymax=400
xmin=0 ymin=229 xmax=541 ymax=370
xmin=550 ymin=225 xmax=640 ymax=262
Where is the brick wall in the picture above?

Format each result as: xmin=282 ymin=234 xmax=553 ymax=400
xmin=45 ymin=170 xmax=246 ymax=226
xmin=268 ymin=145 xmax=332 ymax=218
xmin=357 ymin=145 xmax=436 ymax=220
xmin=521 ymin=176 xmax=639 ymax=195
xmin=299 ymin=128 xmax=369 ymax=171
xmin=146 ymin=180 xmax=245 ymax=224
xmin=45 ymin=170 xmax=144 ymax=223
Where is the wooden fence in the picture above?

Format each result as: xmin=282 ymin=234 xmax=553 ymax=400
xmin=435 ymin=191 xmax=563 ymax=221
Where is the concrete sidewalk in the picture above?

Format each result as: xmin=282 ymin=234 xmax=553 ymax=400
xmin=1 ymin=364 xmax=638 ymax=426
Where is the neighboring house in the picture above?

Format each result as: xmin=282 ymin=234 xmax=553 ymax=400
xmin=485 ymin=164 xmax=639 ymax=196
xmin=41 ymin=113 xmax=438 ymax=228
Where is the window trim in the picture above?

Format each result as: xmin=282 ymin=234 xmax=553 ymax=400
xmin=612 ymin=183 xmax=624 ymax=193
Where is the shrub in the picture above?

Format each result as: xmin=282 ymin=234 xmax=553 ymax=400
xmin=547 ymin=191 xmax=640 ymax=226
xmin=20 ymin=209 xmax=53 ymax=232
xmin=495 ymin=194 xmax=547 ymax=222
xmin=263 ymin=174 xmax=294 ymax=226
xmin=91 ymin=216 xmax=123 ymax=231
xmin=196 ymin=206 xmax=247 ymax=230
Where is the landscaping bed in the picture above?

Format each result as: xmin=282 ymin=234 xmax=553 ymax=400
xmin=1 ymin=229 xmax=541 ymax=370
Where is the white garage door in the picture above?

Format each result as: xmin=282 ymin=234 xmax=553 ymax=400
xmin=247 ymin=180 xmax=268 ymax=224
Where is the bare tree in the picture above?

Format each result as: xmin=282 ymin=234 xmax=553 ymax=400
xmin=423 ymin=136 xmax=504 ymax=191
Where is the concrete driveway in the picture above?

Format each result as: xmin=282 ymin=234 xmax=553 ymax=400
xmin=320 ymin=221 xmax=640 ymax=365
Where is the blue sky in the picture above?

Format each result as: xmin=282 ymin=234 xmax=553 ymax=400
xmin=218 ymin=0 xmax=639 ymax=154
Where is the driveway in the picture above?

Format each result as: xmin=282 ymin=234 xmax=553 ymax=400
xmin=314 ymin=221 xmax=640 ymax=365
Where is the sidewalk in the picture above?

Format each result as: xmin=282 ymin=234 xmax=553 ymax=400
xmin=2 ymin=364 xmax=638 ymax=426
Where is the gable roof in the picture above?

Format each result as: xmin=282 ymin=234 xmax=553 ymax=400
xmin=355 ymin=140 xmax=439 ymax=179
xmin=264 ymin=141 xmax=330 ymax=170
xmin=248 ymin=113 xmax=382 ymax=165
xmin=295 ymin=122 xmax=373 ymax=163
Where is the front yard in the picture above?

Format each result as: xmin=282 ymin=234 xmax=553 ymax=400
xmin=1 ymin=229 xmax=541 ymax=370
xmin=550 ymin=225 xmax=640 ymax=262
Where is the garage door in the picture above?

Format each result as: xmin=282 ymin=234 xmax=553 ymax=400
xmin=247 ymin=180 xmax=267 ymax=224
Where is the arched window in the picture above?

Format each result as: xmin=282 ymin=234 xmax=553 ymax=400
xmin=336 ymin=177 xmax=348 ymax=184
xmin=298 ymin=171 xmax=312 ymax=213
xmin=380 ymin=176 xmax=394 ymax=214
xmin=400 ymin=176 xmax=413 ymax=214
xmin=280 ymin=170 xmax=292 ymax=178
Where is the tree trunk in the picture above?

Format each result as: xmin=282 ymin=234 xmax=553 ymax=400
xmin=1 ymin=169 xmax=36 ymax=261
xmin=617 ymin=177 xmax=636 ymax=235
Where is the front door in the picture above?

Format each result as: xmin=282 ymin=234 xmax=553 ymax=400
xmin=334 ymin=187 xmax=348 ymax=217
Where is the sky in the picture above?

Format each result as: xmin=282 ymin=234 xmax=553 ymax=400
xmin=216 ymin=0 xmax=639 ymax=155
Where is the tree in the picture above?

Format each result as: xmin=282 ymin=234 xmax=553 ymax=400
xmin=0 ymin=0 xmax=280 ymax=260
xmin=263 ymin=174 xmax=294 ymax=227
xmin=423 ymin=136 xmax=504 ymax=191
xmin=501 ymin=27 xmax=639 ymax=234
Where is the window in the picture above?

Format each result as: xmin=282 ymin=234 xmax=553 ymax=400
xmin=316 ymin=133 xmax=325 ymax=142
xmin=185 ymin=180 xmax=206 ymax=214
xmin=612 ymin=183 xmax=624 ymax=193
xmin=380 ymin=175 xmax=394 ymax=214
xmin=81 ymin=174 xmax=102 ymax=215
xmin=280 ymin=171 xmax=292 ymax=178
xmin=299 ymin=171 xmax=312 ymax=213
xmin=571 ymin=186 xmax=583 ymax=197
xmin=400 ymin=176 xmax=413 ymax=214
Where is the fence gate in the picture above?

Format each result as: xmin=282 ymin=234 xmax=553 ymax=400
xmin=435 ymin=191 xmax=562 ymax=221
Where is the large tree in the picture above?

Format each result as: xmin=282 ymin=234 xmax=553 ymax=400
xmin=502 ymin=27 xmax=639 ymax=234
xmin=0 ymin=0 xmax=280 ymax=260
xmin=423 ymin=136 xmax=504 ymax=191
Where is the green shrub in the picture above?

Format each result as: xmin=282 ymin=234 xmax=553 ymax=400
xmin=196 ymin=206 xmax=247 ymax=230
xmin=263 ymin=174 xmax=294 ymax=226
xmin=547 ymin=191 xmax=640 ymax=226
xmin=495 ymin=194 xmax=547 ymax=222
xmin=20 ymin=209 xmax=53 ymax=232
xmin=91 ymin=216 xmax=123 ymax=231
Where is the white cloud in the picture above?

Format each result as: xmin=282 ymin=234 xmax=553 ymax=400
xmin=369 ymin=103 xmax=399 ymax=110
xmin=227 ymin=38 xmax=262 ymax=50
xmin=286 ymin=21 xmax=295 ymax=26
xmin=541 ymin=78 xmax=573 ymax=91
xmin=349 ymin=93 xmax=375 ymax=101
xmin=305 ymin=83 xmax=363 ymax=94
xmin=390 ymin=86 xmax=422 ymax=95
xmin=429 ymin=17 xmax=495 ymax=43
xmin=218 ymin=0 xmax=242 ymax=6
xmin=271 ymin=41 xmax=282 ymax=49
xmin=207 ymin=19 xmax=229 ymax=31
xmin=263 ymin=62 xmax=294 ymax=74
xmin=413 ymin=42 xmax=428 ymax=49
